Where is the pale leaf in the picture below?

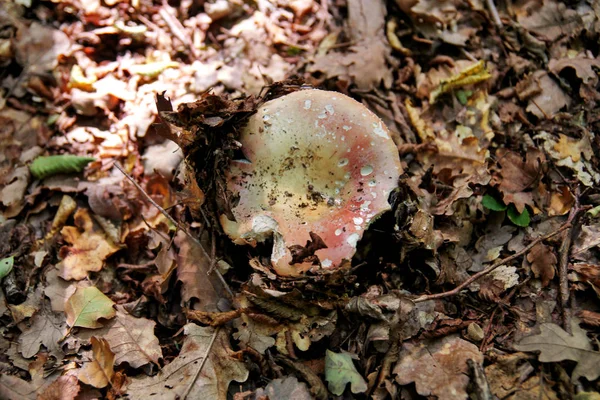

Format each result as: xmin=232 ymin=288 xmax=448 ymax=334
xmin=515 ymin=319 xmax=600 ymax=382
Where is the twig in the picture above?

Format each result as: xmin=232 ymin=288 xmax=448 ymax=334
xmin=414 ymin=223 xmax=570 ymax=303
xmin=485 ymin=0 xmax=503 ymax=28
xmin=182 ymin=327 xmax=220 ymax=399
xmin=114 ymin=162 xmax=233 ymax=299
xmin=558 ymin=188 xmax=585 ymax=333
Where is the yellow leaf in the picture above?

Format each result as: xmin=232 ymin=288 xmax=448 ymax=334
xmin=78 ymin=337 xmax=115 ymax=388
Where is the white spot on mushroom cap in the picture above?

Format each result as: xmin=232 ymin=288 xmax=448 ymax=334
xmin=342 ymin=126 xmax=352 ymax=131
xmin=353 ymin=217 xmax=364 ymax=225
xmin=338 ymin=158 xmax=349 ymax=167
xmin=322 ymin=259 xmax=333 ymax=267
xmin=325 ymin=104 xmax=334 ymax=115
xmin=335 ymin=228 xmax=343 ymax=236
xmin=347 ymin=233 xmax=360 ymax=247
xmin=360 ymin=165 xmax=374 ymax=176
xmin=373 ymin=122 xmax=389 ymax=139
xmin=304 ymin=100 xmax=311 ymax=110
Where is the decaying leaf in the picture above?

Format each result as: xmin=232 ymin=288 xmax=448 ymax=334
xmin=127 ymin=324 xmax=248 ymax=400
xmin=65 ymin=286 xmax=116 ymax=329
xmin=18 ymin=307 xmax=67 ymax=359
xmin=38 ymin=375 xmax=80 ymax=400
xmin=253 ymin=376 xmax=312 ymax=400
xmin=175 ymin=231 xmax=225 ymax=312
xmin=78 ymin=337 xmax=115 ymax=388
xmin=58 ymin=208 xmax=121 ymax=281
xmin=233 ymin=313 xmax=278 ymax=354
xmin=324 ymin=350 xmax=368 ymax=396
xmin=394 ymin=335 xmax=483 ymax=400
xmin=77 ymin=305 xmax=162 ymax=368
xmin=515 ymin=319 xmax=600 ymax=382
xmin=527 ymin=243 xmax=557 ymax=287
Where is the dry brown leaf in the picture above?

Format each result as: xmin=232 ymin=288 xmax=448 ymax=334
xmin=78 ymin=337 xmax=115 ymax=389
xmin=14 ymin=21 xmax=71 ymax=74
xmin=0 ymin=374 xmax=50 ymax=400
xmin=549 ymin=56 xmax=600 ymax=85
xmin=309 ymin=0 xmax=392 ymax=90
xmin=572 ymin=225 xmax=600 ymax=259
xmin=526 ymin=71 xmax=571 ymax=118
xmin=0 ymin=166 xmax=30 ymax=218
xmin=126 ymin=324 xmax=248 ymax=400
xmin=527 ymin=243 xmax=557 ymax=287
xmin=394 ymin=335 xmax=483 ymax=400
xmin=38 ymin=375 xmax=80 ymax=400
xmin=233 ymin=313 xmax=278 ymax=354
xmin=516 ymin=1 xmax=582 ymax=41
xmin=254 ymin=376 xmax=312 ymax=400
xmin=44 ymin=268 xmax=86 ymax=312
xmin=57 ymin=208 xmax=121 ymax=281
xmin=175 ymin=231 xmax=226 ymax=312
xmin=515 ymin=319 xmax=600 ymax=382
xmin=18 ymin=307 xmax=67 ymax=359
xmin=76 ymin=305 xmax=162 ymax=368
xmin=492 ymin=148 xmax=544 ymax=212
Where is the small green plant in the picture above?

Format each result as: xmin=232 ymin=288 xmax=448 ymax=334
xmin=30 ymin=155 xmax=95 ymax=180
xmin=482 ymin=194 xmax=531 ymax=227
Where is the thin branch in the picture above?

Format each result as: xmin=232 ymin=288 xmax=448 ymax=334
xmin=486 ymin=0 xmax=503 ymax=28
xmin=414 ymin=223 xmax=571 ymax=303
xmin=182 ymin=327 xmax=220 ymax=400
xmin=558 ymin=188 xmax=586 ymax=333
xmin=114 ymin=162 xmax=233 ymax=299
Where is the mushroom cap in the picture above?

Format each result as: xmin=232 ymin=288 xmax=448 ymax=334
xmin=220 ymin=89 xmax=402 ymax=276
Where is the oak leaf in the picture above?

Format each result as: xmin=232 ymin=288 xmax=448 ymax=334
xmin=58 ymin=208 xmax=121 ymax=281
xmin=325 ymin=350 xmax=368 ymax=396
xmin=394 ymin=335 xmax=483 ymax=400
xmin=175 ymin=231 xmax=226 ymax=312
xmin=18 ymin=307 xmax=67 ymax=359
xmin=38 ymin=375 xmax=80 ymax=400
xmin=527 ymin=243 xmax=557 ymax=287
xmin=515 ymin=319 xmax=600 ymax=382
xmin=126 ymin=324 xmax=248 ymax=400
xmin=78 ymin=337 xmax=115 ymax=388
xmin=65 ymin=286 xmax=116 ymax=329
xmin=77 ymin=305 xmax=162 ymax=368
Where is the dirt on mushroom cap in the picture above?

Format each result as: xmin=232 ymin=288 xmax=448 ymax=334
xmin=220 ymin=89 xmax=402 ymax=276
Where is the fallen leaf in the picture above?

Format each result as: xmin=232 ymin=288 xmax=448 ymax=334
xmin=0 ymin=256 xmax=14 ymax=280
xmin=14 ymin=21 xmax=71 ymax=74
xmin=77 ymin=305 xmax=162 ymax=368
xmin=127 ymin=324 xmax=248 ymax=400
xmin=58 ymin=208 xmax=121 ymax=280
xmin=553 ymin=134 xmax=593 ymax=163
xmin=38 ymin=375 xmax=80 ymax=400
xmin=394 ymin=335 xmax=483 ymax=400
xmin=253 ymin=376 xmax=312 ymax=400
xmin=549 ymin=56 xmax=600 ymax=86
xmin=525 ymin=71 xmax=571 ymax=119
xmin=78 ymin=337 xmax=115 ymax=389
xmin=515 ymin=319 xmax=600 ymax=382
xmin=44 ymin=268 xmax=83 ymax=312
xmin=527 ymin=243 xmax=557 ymax=287
xmin=175 ymin=231 xmax=226 ymax=312
xmin=18 ymin=307 xmax=67 ymax=359
xmin=324 ymin=350 xmax=367 ymax=396
xmin=65 ymin=286 xmax=116 ymax=329
xmin=0 ymin=166 xmax=30 ymax=218
xmin=233 ymin=313 xmax=278 ymax=354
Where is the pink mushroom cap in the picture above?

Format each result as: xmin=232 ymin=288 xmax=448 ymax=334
xmin=220 ymin=89 xmax=402 ymax=276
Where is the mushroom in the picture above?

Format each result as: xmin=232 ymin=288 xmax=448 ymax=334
xmin=220 ymin=89 xmax=402 ymax=276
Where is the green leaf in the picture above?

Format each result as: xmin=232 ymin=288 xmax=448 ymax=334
xmin=507 ymin=204 xmax=530 ymax=227
xmin=456 ymin=89 xmax=472 ymax=105
xmin=65 ymin=286 xmax=116 ymax=328
xmin=30 ymin=155 xmax=95 ymax=180
xmin=0 ymin=256 xmax=14 ymax=280
xmin=325 ymin=350 xmax=367 ymax=396
xmin=482 ymin=194 xmax=507 ymax=211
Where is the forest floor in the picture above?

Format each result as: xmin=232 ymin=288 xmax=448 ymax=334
xmin=1 ymin=0 xmax=600 ymax=399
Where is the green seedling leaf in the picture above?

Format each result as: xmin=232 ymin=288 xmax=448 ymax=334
xmin=456 ymin=90 xmax=472 ymax=105
xmin=30 ymin=155 xmax=95 ymax=180
xmin=325 ymin=350 xmax=367 ymax=396
xmin=0 ymin=256 xmax=14 ymax=280
xmin=482 ymin=194 xmax=507 ymax=211
xmin=65 ymin=286 xmax=116 ymax=329
xmin=507 ymin=205 xmax=530 ymax=227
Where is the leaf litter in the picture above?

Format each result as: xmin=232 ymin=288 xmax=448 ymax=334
xmin=1 ymin=0 xmax=600 ymax=399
